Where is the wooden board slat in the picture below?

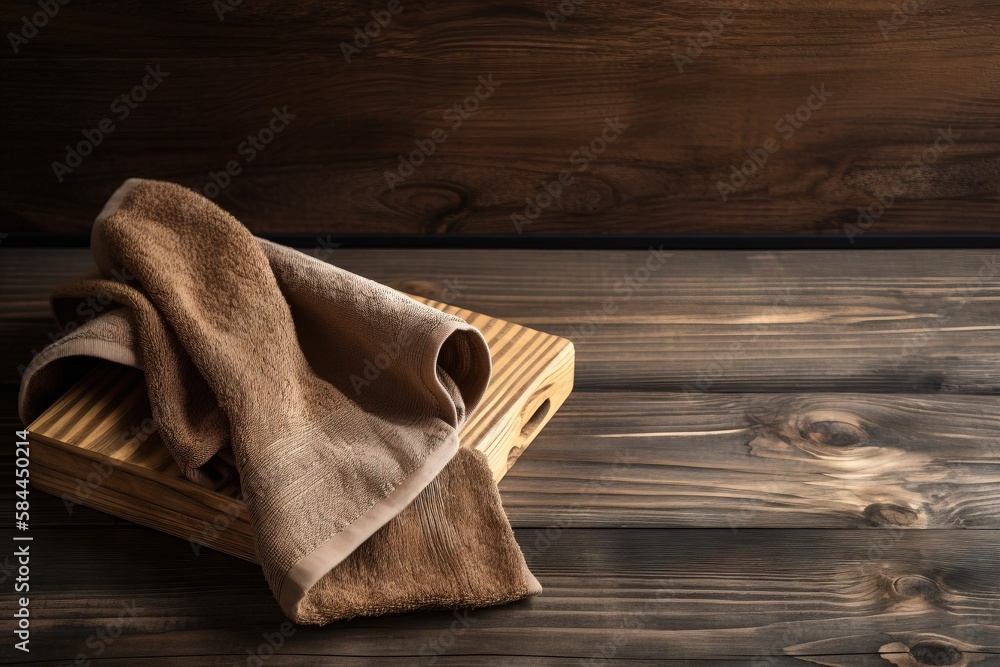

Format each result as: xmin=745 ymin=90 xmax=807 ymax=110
xmin=1 ymin=1 xmax=998 ymax=235
xmin=25 ymin=294 xmax=574 ymax=561
xmin=16 ymin=525 xmax=1000 ymax=664
xmin=5 ymin=248 xmax=1000 ymax=392
xmin=0 ymin=388 xmax=118 ymax=527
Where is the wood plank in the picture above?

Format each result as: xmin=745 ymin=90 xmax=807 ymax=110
xmin=2 ymin=1 xmax=998 ymax=234
xmin=0 ymin=660 xmax=907 ymax=666
xmin=12 ymin=388 xmax=1000 ymax=531
xmin=4 ymin=248 xmax=1000 ymax=392
xmin=499 ymin=390 xmax=1000 ymax=529
xmin=17 ymin=526 xmax=1000 ymax=663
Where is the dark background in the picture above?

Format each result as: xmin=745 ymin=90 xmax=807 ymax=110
xmin=1 ymin=0 xmax=998 ymax=246
xmin=4 ymin=4 xmax=1000 ymax=663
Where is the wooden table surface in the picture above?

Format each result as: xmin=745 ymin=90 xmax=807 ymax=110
xmin=2 ymin=248 xmax=999 ymax=665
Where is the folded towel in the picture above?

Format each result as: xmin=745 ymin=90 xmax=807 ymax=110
xmin=18 ymin=178 xmax=541 ymax=624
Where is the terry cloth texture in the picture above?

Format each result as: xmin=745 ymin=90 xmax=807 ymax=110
xmin=18 ymin=178 xmax=541 ymax=624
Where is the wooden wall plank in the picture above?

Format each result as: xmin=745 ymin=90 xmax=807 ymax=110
xmin=3 ymin=248 xmax=999 ymax=391
xmin=1 ymin=0 xmax=997 ymax=234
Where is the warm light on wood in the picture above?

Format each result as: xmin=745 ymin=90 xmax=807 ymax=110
xmin=26 ymin=294 xmax=575 ymax=562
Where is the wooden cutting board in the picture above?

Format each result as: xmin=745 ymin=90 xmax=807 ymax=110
xmin=26 ymin=294 xmax=574 ymax=562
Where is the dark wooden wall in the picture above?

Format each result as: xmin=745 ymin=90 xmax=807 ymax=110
xmin=2 ymin=0 xmax=998 ymax=236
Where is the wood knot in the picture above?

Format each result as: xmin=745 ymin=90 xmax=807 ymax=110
xmin=745 ymin=407 xmax=905 ymax=471
xmin=864 ymin=502 xmax=921 ymax=527
xmin=548 ymin=172 xmax=618 ymax=216
xmin=377 ymin=181 xmax=471 ymax=233
xmin=909 ymin=641 xmax=963 ymax=666
xmin=802 ymin=419 xmax=867 ymax=448
xmin=889 ymin=574 xmax=941 ymax=603
xmin=879 ymin=636 xmax=970 ymax=667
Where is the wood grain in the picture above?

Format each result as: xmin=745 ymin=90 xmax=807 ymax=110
xmin=5 ymin=241 xmax=1000 ymax=663
xmin=0 ymin=388 xmax=118 ymax=526
xmin=499 ymin=390 xmax=1000 ymax=529
xmin=1 ymin=0 xmax=998 ymax=235
xmin=11 ymin=389 xmax=1000 ymax=531
xmin=4 ymin=248 xmax=999 ymax=391
xmin=15 ymin=525 xmax=1000 ymax=663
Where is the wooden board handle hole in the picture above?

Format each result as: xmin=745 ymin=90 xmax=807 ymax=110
xmin=520 ymin=398 xmax=551 ymax=438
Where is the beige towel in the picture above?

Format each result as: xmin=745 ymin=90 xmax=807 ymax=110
xmin=18 ymin=178 xmax=540 ymax=624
